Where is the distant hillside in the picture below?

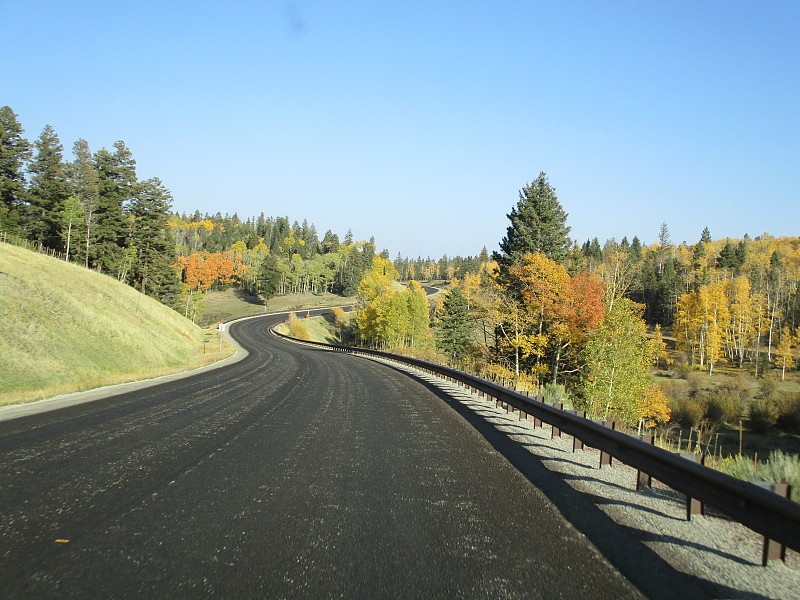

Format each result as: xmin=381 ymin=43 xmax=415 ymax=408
xmin=0 ymin=242 xmax=227 ymax=406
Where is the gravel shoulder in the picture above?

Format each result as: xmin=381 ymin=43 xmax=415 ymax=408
xmin=372 ymin=355 xmax=800 ymax=600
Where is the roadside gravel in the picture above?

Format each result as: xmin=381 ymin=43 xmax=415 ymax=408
xmin=376 ymin=356 xmax=800 ymax=600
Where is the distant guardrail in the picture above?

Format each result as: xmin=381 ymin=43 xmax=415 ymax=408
xmin=272 ymin=326 xmax=800 ymax=558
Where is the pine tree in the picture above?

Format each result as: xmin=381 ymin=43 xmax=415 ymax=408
xmin=257 ymin=254 xmax=283 ymax=299
xmin=93 ymin=141 xmax=136 ymax=276
xmin=494 ymin=172 xmax=571 ymax=275
xmin=437 ymin=287 xmax=472 ymax=367
xmin=0 ymin=106 xmax=31 ymax=233
xmin=27 ymin=125 xmax=70 ymax=247
xmin=128 ymin=177 xmax=178 ymax=299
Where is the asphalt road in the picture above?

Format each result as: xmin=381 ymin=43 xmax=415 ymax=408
xmin=0 ymin=314 xmax=644 ymax=599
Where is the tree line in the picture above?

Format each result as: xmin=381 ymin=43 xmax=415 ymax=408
xmin=0 ymin=106 xmax=483 ymax=318
xmin=424 ymin=172 xmax=798 ymax=431
xmin=1 ymin=106 xmax=178 ymax=303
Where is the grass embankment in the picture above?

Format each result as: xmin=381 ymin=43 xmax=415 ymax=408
xmin=274 ymin=312 xmax=343 ymax=344
xmin=0 ymin=242 xmax=232 ymax=406
xmin=200 ymin=288 xmax=354 ymax=327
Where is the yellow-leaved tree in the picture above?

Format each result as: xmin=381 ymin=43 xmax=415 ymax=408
xmin=356 ymin=257 xmax=430 ymax=349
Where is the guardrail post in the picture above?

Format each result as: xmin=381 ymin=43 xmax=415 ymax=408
xmin=681 ymin=452 xmax=705 ymax=520
xmin=533 ymin=396 xmax=544 ymax=429
xmin=550 ymin=403 xmax=564 ymax=438
xmin=633 ymin=433 xmax=655 ymax=490
xmin=595 ymin=420 xmax=616 ymax=467
xmin=564 ymin=410 xmax=586 ymax=451
xmin=752 ymin=481 xmax=791 ymax=565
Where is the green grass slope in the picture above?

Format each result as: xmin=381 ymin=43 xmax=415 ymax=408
xmin=0 ymin=242 xmax=229 ymax=406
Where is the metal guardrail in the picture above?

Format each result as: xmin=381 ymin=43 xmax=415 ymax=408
xmin=271 ymin=327 xmax=800 ymax=555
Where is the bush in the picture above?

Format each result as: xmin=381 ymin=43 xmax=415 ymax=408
xmin=673 ymin=360 xmax=692 ymax=379
xmin=670 ymin=397 xmax=704 ymax=428
xmin=287 ymin=312 xmax=311 ymax=340
xmin=748 ymin=400 xmax=777 ymax=434
xmin=717 ymin=451 xmax=800 ymax=503
xmin=774 ymin=392 xmax=800 ymax=433
xmin=760 ymin=451 xmax=800 ymax=502
xmin=729 ymin=372 xmax=754 ymax=402
xmin=718 ymin=454 xmax=759 ymax=482
xmin=702 ymin=389 xmax=744 ymax=426
xmin=686 ymin=372 xmax=704 ymax=395
xmin=759 ymin=376 xmax=780 ymax=401
xmin=658 ymin=379 xmax=685 ymax=402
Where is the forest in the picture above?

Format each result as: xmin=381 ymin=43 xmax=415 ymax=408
xmin=2 ymin=106 xmax=799 ymax=434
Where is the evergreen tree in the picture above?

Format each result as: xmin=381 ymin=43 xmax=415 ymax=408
xmin=629 ymin=236 xmax=643 ymax=262
xmin=495 ymin=172 xmax=571 ymax=276
xmin=437 ymin=287 xmax=472 ymax=367
xmin=128 ymin=177 xmax=178 ymax=299
xmin=321 ymin=229 xmax=339 ymax=253
xmin=716 ymin=239 xmax=740 ymax=271
xmin=0 ymin=106 xmax=31 ymax=233
xmin=27 ymin=125 xmax=70 ymax=247
xmin=257 ymin=254 xmax=283 ymax=299
xmin=338 ymin=239 xmax=375 ymax=296
xmin=93 ymin=141 xmax=136 ymax=276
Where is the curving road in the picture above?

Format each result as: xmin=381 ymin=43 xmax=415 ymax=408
xmin=0 ymin=314 xmax=643 ymax=598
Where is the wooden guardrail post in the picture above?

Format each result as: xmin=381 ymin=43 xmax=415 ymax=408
xmin=752 ymin=482 xmax=791 ymax=565
xmin=550 ymin=403 xmax=564 ymax=438
xmin=564 ymin=410 xmax=586 ymax=451
xmin=595 ymin=420 xmax=616 ymax=467
xmin=533 ymin=396 xmax=544 ymax=429
xmin=517 ymin=391 xmax=527 ymax=420
xmin=633 ymin=433 xmax=655 ymax=490
xmin=681 ymin=452 xmax=705 ymax=520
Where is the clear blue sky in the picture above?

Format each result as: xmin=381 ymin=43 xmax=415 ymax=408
xmin=3 ymin=1 xmax=798 ymax=258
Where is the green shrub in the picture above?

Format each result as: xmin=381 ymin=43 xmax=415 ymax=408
xmin=759 ymin=376 xmax=780 ymax=401
xmin=718 ymin=451 xmax=800 ymax=503
xmin=729 ymin=372 xmax=754 ymax=402
xmin=702 ymin=389 xmax=744 ymax=426
xmin=686 ymin=372 xmax=704 ymax=394
xmin=774 ymin=392 xmax=800 ymax=433
xmin=670 ymin=397 xmax=704 ymax=428
xmin=748 ymin=400 xmax=778 ymax=434
xmin=718 ymin=454 xmax=758 ymax=482
xmin=760 ymin=451 xmax=800 ymax=502
xmin=673 ymin=360 xmax=692 ymax=379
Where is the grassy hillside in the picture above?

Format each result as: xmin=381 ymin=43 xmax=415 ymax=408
xmin=199 ymin=288 xmax=356 ymax=327
xmin=0 ymin=242 xmax=230 ymax=406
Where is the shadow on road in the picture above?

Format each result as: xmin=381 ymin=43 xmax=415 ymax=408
xmin=390 ymin=367 xmax=771 ymax=600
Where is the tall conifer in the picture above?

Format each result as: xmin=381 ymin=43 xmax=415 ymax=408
xmin=0 ymin=106 xmax=31 ymax=233
xmin=495 ymin=172 xmax=571 ymax=277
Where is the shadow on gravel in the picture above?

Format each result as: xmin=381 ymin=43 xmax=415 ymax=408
xmin=392 ymin=368 xmax=773 ymax=600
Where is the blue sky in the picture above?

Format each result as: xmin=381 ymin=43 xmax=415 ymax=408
xmin=3 ymin=1 xmax=798 ymax=258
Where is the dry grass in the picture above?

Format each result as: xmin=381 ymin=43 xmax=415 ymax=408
xmin=0 ymin=242 xmax=233 ymax=406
